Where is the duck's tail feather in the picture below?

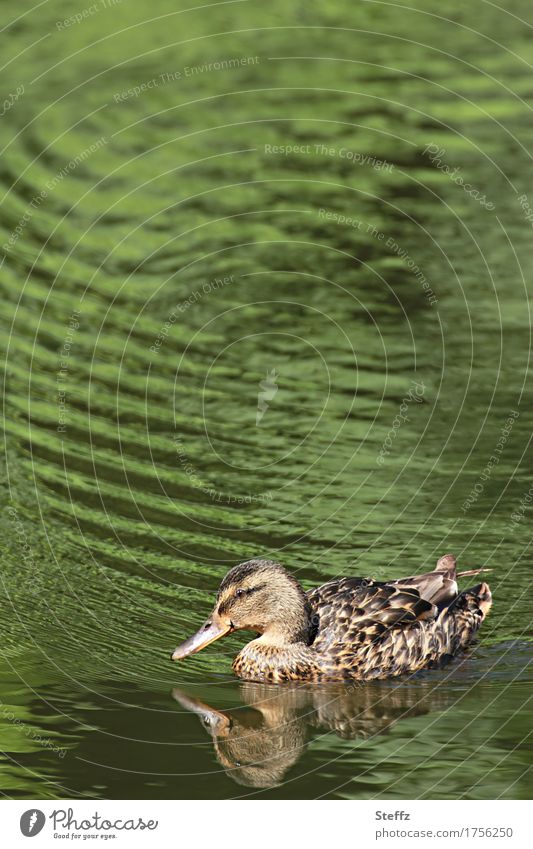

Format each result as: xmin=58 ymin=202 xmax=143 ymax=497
xmin=454 ymin=581 xmax=493 ymax=619
xmin=391 ymin=557 xmax=491 ymax=612
xmin=476 ymin=581 xmax=493 ymax=617
xmin=434 ymin=553 xmax=456 ymax=574
xmin=457 ymin=568 xmax=492 ymax=577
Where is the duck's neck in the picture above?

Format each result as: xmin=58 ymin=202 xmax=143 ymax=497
xmin=233 ymin=592 xmax=317 ymax=683
xmin=258 ymin=616 xmax=311 ymax=647
xmin=258 ymin=584 xmax=312 ymax=647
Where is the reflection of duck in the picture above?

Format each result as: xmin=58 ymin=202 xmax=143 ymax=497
xmin=172 ymin=679 xmax=451 ymax=788
xmin=171 ymin=555 xmax=491 ymax=682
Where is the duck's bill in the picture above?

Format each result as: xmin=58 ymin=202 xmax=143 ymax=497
xmin=171 ymin=618 xmax=231 ymax=661
xmin=171 ymin=689 xmax=231 ymax=736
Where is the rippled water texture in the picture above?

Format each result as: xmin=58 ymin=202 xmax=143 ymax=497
xmin=0 ymin=0 xmax=532 ymax=799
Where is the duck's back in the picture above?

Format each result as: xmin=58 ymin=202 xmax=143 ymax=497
xmin=306 ymin=557 xmax=492 ymax=680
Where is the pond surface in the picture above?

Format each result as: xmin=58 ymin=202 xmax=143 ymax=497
xmin=0 ymin=0 xmax=532 ymax=799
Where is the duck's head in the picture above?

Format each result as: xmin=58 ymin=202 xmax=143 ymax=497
xmin=171 ymin=559 xmax=311 ymax=661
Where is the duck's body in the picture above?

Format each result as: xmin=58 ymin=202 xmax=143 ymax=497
xmin=172 ymin=555 xmax=492 ymax=683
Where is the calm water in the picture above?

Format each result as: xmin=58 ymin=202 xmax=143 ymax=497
xmin=0 ymin=0 xmax=532 ymax=799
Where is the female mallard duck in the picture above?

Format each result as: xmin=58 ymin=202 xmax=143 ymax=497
xmin=171 ymin=555 xmax=492 ymax=683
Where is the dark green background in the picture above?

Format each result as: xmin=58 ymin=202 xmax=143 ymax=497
xmin=0 ymin=0 xmax=532 ymax=799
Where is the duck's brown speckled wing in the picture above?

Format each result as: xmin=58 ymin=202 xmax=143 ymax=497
xmin=306 ymin=573 xmax=491 ymax=680
xmin=307 ymin=577 xmax=436 ymax=654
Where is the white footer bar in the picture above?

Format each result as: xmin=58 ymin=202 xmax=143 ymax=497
xmin=0 ymin=799 xmax=529 ymax=848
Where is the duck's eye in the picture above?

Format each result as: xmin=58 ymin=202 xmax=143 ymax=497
xmin=235 ymin=589 xmax=245 ymax=598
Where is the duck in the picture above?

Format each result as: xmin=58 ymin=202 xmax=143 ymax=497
xmin=171 ymin=554 xmax=492 ymax=683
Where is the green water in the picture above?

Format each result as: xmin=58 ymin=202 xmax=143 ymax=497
xmin=1 ymin=0 xmax=532 ymax=799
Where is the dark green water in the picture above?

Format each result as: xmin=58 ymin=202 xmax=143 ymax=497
xmin=1 ymin=0 xmax=532 ymax=799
